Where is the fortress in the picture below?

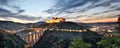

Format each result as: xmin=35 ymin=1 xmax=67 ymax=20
xmin=45 ymin=17 xmax=65 ymax=23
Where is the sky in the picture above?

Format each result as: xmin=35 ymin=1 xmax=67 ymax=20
xmin=0 ymin=0 xmax=120 ymax=23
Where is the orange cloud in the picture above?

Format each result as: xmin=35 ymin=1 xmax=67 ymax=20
xmin=81 ymin=17 xmax=118 ymax=23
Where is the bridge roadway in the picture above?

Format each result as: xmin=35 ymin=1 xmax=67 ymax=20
xmin=48 ymin=28 xmax=87 ymax=32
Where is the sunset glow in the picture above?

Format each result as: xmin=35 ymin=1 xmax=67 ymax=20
xmin=81 ymin=17 xmax=118 ymax=23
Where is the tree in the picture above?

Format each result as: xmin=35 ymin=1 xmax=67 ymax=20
xmin=117 ymin=15 xmax=120 ymax=30
xmin=97 ymin=36 xmax=120 ymax=48
xmin=118 ymin=15 xmax=120 ymax=24
xmin=0 ymin=31 xmax=26 ymax=48
xmin=69 ymin=38 xmax=92 ymax=48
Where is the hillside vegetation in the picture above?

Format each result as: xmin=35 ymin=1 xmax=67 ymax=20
xmin=0 ymin=29 xmax=26 ymax=48
xmin=34 ymin=30 xmax=102 ymax=48
xmin=33 ymin=22 xmax=120 ymax=48
xmin=46 ymin=22 xmax=86 ymax=29
xmin=33 ymin=22 xmax=102 ymax=48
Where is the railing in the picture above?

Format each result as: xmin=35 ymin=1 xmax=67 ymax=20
xmin=48 ymin=28 xmax=87 ymax=32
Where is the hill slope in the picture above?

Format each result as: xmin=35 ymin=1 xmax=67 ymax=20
xmin=33 ymin=22 xmax=102 ymax=48
xmin=0 ymin=21 xmax=28 ymax=30
xmin=46 ymin=22 xmax=86 ymax=30
xmin=34 ymin=31 xmax=102 ymax=48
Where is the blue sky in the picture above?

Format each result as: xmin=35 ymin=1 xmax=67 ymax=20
xmin=19 ymin=0 xmax=54 ymax=16
xmin=0 ymin=0 xmax=120 ymax=23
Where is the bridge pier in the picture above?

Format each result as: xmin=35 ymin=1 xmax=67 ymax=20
xmin=28 ymin=35 xmax=30 ymax=44
xmin=16 ymin=29 xmax=44 ymax=47
xmin=33 ymin=33 xmax=36 ymax=45
xmin=31 ymin=33 xmax=34 ymax=46
xmin=26 ymin=35 xmax=29 ymax=43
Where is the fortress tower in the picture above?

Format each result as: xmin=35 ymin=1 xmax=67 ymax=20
xmin=46 ymin=17 xmax=65 ymax=23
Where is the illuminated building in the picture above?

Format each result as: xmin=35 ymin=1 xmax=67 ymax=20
xmin=45 ymin=17 xmax=65 ymax=23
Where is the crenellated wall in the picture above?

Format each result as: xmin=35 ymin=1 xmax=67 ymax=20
xmin=46 ymin=17 xmax=65 ymax=23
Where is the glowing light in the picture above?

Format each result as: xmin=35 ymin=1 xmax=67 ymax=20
xmin=81 ymin=17 xmax=118 ymax=23
xmin=83 ymin=29 xmax=87 ymax=32
xmin=37 ymin=31 xmax=39 ymax=33
xmin=79 ymin=30 xmax=82 ymax=32
xmin=108 ymin=30 xmax=112 ymax=32
xmin=29 ymin=32 xmax=32 ymax=35
xmin=49 ymin=29 xmax=54 ymax=30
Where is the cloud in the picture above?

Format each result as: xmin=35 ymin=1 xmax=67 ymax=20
xmin=0 ymin=0 xmax=25 ymax=13
xmin=18 ymin=10 xmax=25 ymax=13
xmin=0 ymin=0 xmax=43 ymax=23
xmin=0 ymin=17 xmax=40 ymax=23
xmin=0 ymin=15 xmax=42 ymax=21
xmin=46 ymin=0 xmax=120 ymax=13
xmin=0 ymin=8 xmax=42 ymax=21
xmin=0 ymin=8 xmax=11 ymax=13
xmin=0 ymin=0 xmax=10 ymax=6
xmin=0 ymin=0 xmax=120 ymax=23
xmin=44 ymin=0 xmax=120 ymax=22
xmin=0 ymin=12 xmax=42 ymax=23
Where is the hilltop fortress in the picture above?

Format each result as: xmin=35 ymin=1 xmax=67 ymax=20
xmin=45 ymin=17 xmax=65 ymax=23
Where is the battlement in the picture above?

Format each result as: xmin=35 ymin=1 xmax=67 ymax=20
xmin=45 ymin=17 xmax=65 ymax=23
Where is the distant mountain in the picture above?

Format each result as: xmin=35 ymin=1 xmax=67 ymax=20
xmin=76 ymin=22 xmax=118 ymax=27
xmin=77 ymin=22 xmax=117 ymax=25
xmin=0 ymin=21 xmax=46 ymax=30
xmin=0 ymin=21 xmax=30 ymax=30
xmin=89 ymin=22 xmax=117 ymax=24
xmin=36 ymin=21 xmax=45 ymax=24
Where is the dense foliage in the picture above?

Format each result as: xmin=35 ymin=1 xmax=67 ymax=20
xmin=0 ymin=30 xmax=26 ymax=48
xmin=33 ymin=30 xmax=102 ymax=48
xmin=56 ymin=22 xmax=85 ymax=29
xmin=97 ymin=36 xmax=120 ymax=48
xmin=69 ymin=38 xmax=92 ymax=48
xmin=46 ymin=22 xmax=86 ymax=30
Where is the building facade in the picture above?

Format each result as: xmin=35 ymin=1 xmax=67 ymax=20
xmin=46 ymin=17 xmax=65 ymax=23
